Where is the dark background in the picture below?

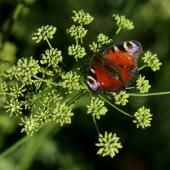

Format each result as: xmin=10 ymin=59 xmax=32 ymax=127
xmin=0 ymin=0 xmax=170 ymax=169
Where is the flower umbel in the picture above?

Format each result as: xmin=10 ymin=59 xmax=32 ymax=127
xmin=113 ymin=14 xmax=134 ymax=34
xmin=5 ymin=98 xmax=23 ymax=117
xmin=87 ymin=97 xmax=108 ymax=119
xmin=68 ymin=44 xmax=86 ymax=61
xmin=142 ymin=51 xmax=162 ymax=71
xmin=32 ymin=25 xmax=57 ymax=43
xmin=72 ymin=10 xmax=94 ymax=25
xmin=0 ymin=82 xmax=8 ymax=95
xmin=52 ymin=102 xmax=74 ymax=126
xmin=112 ymin=91 xmax=129 ymax=106
xmin=89 ymin=33 xmax=112 ymax=52
xmin=60 ymin=71 xmax=82 ymax=93
xmin=67 ymin=25 xmax=87 ymax=42
xmin=7 ymin=57 xmax=41 ymax=84
xmin=96 ymin=132 xmax=122 ymax=158
xmin=21 ymin=115 xmax=40 ymax=136
xmin=41 ymin=48 xmax=62 ymax=67
xmin=133 ymin=106 xmax=152 ymax=129
xmin=136 ymin=75 xmax=151 ymax=93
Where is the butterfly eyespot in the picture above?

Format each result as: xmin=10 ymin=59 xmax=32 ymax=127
xmin=86 ymin=76 xmax=99 ymax=91
xmin=124 ymin=41 xmax=142 ymax=54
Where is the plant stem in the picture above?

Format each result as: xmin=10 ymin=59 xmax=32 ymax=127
xmin=45 ymin=38 xmax=53 ymax=49
xmin=67 ymin=89 xmax=87 ymax=106
xmin=34 ymin=75 xmax=60 ymax=86
xmin=138 ymin=65 xmax=146 ymax=71
xmin=128 ymin=91 xmax=170 ymax=97
xmin=0 ymin=136 xmax=29 ymax=158
xmin=99 ymin=94 xmax=133 ymax=118
xmin=92 ymin=116 xmax=100 ymax=134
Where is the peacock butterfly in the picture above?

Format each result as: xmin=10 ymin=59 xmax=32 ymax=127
xmin=86 ymin=40 xmax=142 ymax=92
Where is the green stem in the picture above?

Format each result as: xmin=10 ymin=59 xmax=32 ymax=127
xmin=116 ymin=27 xmax=121 ymax=34
xmin=138 ymin=65 xmax=146 ymax=71
xmin=128 ymin=91 xmax=170 ymax=97
xmin=99 ymin=94 xmax=133 ymax=118
xmin=45 ymin=38 xmax=53 ymax=49
xmin=66 ymin=89 xmax=87 ymax=106
xmin=92 ymin=116 xmax=100 ymax=134
xmin=34 ymin=76 xmax=60 ymax=86
xmin=0 ymin=136 xmax=29 ymax=158
xmin=16 ymin=124 xmax=56 ymax=170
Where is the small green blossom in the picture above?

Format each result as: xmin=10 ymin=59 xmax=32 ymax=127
xmin=67 ymin=25 xmax=87 ymax=41
xmin=52 ymin=102 xmax=74 ymax=126
xmin=142 ymin=51 xmax=162 ymax=71
xmin=72 ymin=10 xmax=94 ymax=25
xmin=32 ymin=25 xmax=57 ymax=43
xmin=97 ymin=33 xmax=112 ymax=45
xmin=87 ymin=97 xmax=108 ymax=119
xmin=5 ymin=98 xmax=23 ymax=117
xmin=68 ymin=44 xmax=86 ymax=60
xmin=112 ymin=91 xmax=129 ymax=106
xmin=89 ymin=33 xmax=112 ymax=52
xmin=10 ymin=84 xmax=26 ymax=98
xmin=96 ymin=132 xmax=122 ymax=158
xmin=133 ymin=106 xmax=152 ymax=129
xmin=136 ymin=75 xmax=151 ymax=93
xmin=60 ymin=71 xmax=82 ymax=93
xmin=21 ymin=115 xmax=40 ymax=136
xmin=7 ymin=57 xmax=41 ymax=84
xmin=112 ymin=14 xmax=134 ymax=34
xmin=89 ymin=42 xmax=98 ymax=52
xmin=0 ymin=82 xmax=8 ymax=95
xmin=41 ymin=48 xmax=62 ymax=67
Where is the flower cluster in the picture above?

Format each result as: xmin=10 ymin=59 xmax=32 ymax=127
xmin=21 ymin=90 xmax=74 ymax=135
xmin=68 ymin=44 xmax=86 ymax=61
xmin=21 ymin=115 xmax=40 ymax=136
xmin=112 ymin=91 xmax=129 ymax=106
xmin=142 ymin=51 xmax=162 ymax=71
xmin=0 ymin=82 xmax=8 ymax=95
xmin=136 ymin=75 xmax=151 ymax=93
xmin=113 ymin=14 xmax=134 ymax=34
xmin=133 ymin=106 xmax=152 ymax=129
xmin=60 ymin=71 xmax=82 ymax=93
xmin=41 ymin=48 xmax=62 ymax=67
xmin=87 ymin=97 xmax=108 ymax=119
xmin=5 ymin=98 xmax=23 ymax=117
xmin=96 ymin=132 xmax=122 ymax=158
xmin=72 ymin=10 xmax=94 ymax=25
xmin=6 ymin=57 xmax=41 ymax=84
xmin=32 ymin=25 xmax=57 ymax=43
xmin=89 ymin=33 xmax=112 ymax=52
xmin=67 ymin=25 xmax=87 ymax=42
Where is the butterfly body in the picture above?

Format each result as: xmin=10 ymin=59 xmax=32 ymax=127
xmin=86 ymin=40 xmax=142 ymax=92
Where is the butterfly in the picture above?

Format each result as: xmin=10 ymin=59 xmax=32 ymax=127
xmin=86 ymin=40 xmax=143 ymax=92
